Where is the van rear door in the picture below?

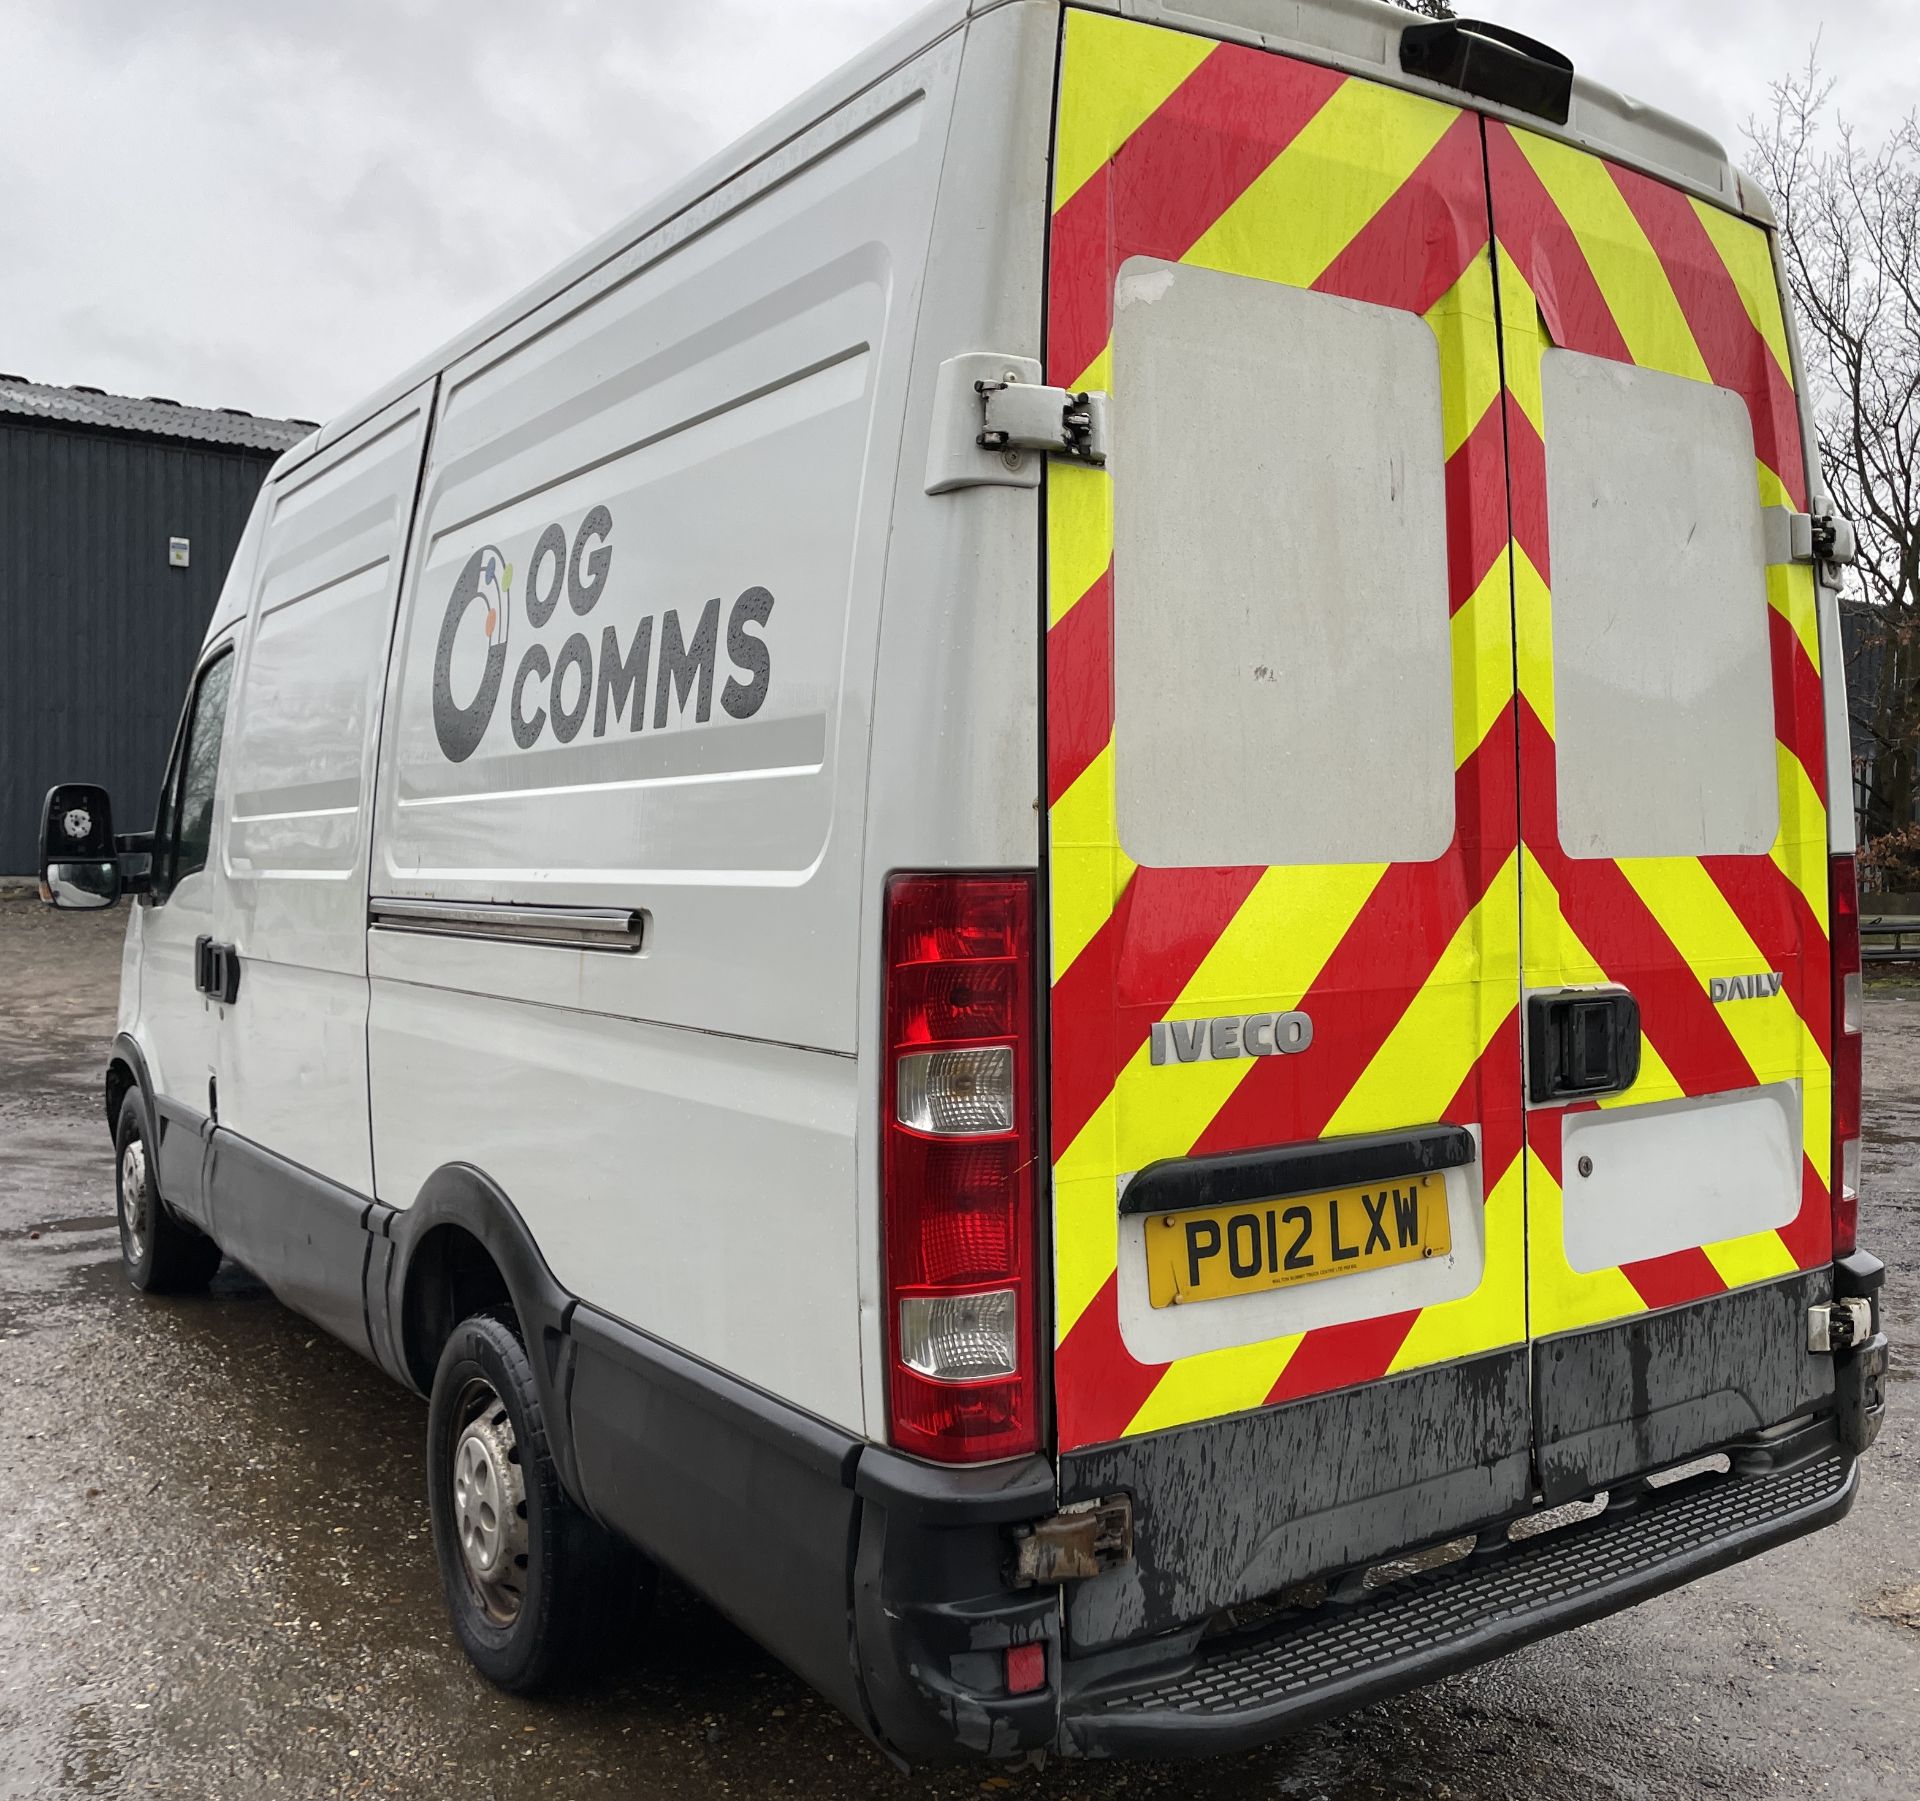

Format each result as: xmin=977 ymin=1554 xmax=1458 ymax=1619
xmin=1043 ymin=13 xmax=1532 ymax=1648
xmin=1041 ymin=11 xmax=1840 ymax=1654
xmin=1485 ymin=122 xmax=1839 ymax=1500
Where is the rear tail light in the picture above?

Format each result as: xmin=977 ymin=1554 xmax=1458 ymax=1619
xmin=1830 ymin=852 xmax=1862 ymax=1258
xmin=883 ymin=873 xmax=1039 ymax=1463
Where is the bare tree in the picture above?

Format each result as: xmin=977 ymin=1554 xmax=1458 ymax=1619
xmin=1746 ymin=54 xmax=1920 ymax=881
xmin=1394 ymin=0 xmax=1458 ymax=16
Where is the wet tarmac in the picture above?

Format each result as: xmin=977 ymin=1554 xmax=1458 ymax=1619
xmin=1 ymin=892 xmax=1915 ymax=1799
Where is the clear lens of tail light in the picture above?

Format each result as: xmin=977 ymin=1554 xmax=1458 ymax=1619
xmin=894 ymin=1045 xmax=1015 ymax=1135
xmin=897 ymin=1289 xmax=1019 ymax=1380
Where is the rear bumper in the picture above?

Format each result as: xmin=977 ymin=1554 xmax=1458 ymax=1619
xmin=1059 ymin=1419 xmax=1855 ymax=1757
xmin=566 ymin=1257 xmax=1886 ymax=1766
xmin=855 ymin=1414 xmax=1860 ymax=1761
xmin=851 ymin=1259 xmax=1886 ymax=1762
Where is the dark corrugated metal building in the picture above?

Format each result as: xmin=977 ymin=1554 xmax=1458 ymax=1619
xmin=0 ymin=376 xmax=315 ymax=873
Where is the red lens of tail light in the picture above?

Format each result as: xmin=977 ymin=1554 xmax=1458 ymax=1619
xmin=1830 ymin=853 xmax=1862 ymax=1258
xmin=882 ymin=874 xmax=1039 ymax=1463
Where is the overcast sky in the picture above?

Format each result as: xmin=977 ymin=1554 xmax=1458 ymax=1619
xmin=3 ymin=0 xmax=1910 ymax=424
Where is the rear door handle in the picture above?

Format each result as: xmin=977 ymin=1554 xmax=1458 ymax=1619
xmin=1526 ymin=987 xmax=1639 ymax=1103
xmin=194 ymin=935 xmax=241 ymax=1005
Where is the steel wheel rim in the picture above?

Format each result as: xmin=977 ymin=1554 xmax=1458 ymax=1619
xmin=118 ymin=1137 xmax=149 ymax=1266
xmin=450 ymin=1376 xmax=529 ymax=1626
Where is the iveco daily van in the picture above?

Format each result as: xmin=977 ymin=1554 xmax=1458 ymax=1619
xmin=39 ymin=0 xmax=1888 ymax=1762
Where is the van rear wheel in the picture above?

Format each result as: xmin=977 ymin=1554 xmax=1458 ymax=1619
xmin=426 ymin=1311 xmax=653 ymax=1693
xmin=113 ymin=1092 xmax=221 ymax=1294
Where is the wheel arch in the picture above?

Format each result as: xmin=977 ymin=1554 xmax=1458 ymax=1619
xmin=106 ymin=1033 xmax=155 ymax=1147
xmin=383 ymin=1164 xmax=587 ymax=1505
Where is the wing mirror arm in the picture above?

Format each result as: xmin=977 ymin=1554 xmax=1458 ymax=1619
xmin=115 ymin=831 xmax=155 ymax=896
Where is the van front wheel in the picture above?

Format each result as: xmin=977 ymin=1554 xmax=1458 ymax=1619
xmin=114 ymin=1092 xmax=220 ymax=1293
xmin=426 ymin=1311 xmax=651 ymax=1693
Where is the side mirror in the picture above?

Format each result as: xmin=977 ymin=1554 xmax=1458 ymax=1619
xmin=39 ymin=783 xmax=122 ymax=910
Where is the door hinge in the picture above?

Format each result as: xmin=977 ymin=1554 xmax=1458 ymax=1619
xmin=924 ymin=352 xmax=1111 ymax=495
xmin=1763 ymin=506 xmax=1858 ymax=590
xmin=1808 ymin=1296 xmax=1873 ymax=1354
xmin=1010 ymin=1494 xmax=1133 ymax=1586
xmin=975 ymin=377 xmax=1109 ymax=465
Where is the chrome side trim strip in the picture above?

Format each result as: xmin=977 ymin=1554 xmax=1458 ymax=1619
xmin=369 ymin=897 xmax=645 ymax=953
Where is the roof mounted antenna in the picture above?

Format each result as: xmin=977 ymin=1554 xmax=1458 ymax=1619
xmin=1399 ymin=18 xmax=1574 ymax=126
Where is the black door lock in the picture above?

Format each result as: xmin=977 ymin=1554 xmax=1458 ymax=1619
xmin=1527 ymin=989 xmax=1639 ymax=1103
xmin=194 ymin=935 xmax=241 ymax=1005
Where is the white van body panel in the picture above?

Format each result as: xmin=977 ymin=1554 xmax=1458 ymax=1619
xmin=123 ymin=480 xmax=266 ymax=1112
xmin=126 ymin=752 xmax=223 ymax=1111
xmin=217 ymin=386 xmax=434 ymax=1193
xmin=280 ymin=0 xmax=982 ymax=488
xmin=363 ymin=28 xmax=970 ymax=1431
xmin=848 ymin=0 xmax=1054 ymax=1431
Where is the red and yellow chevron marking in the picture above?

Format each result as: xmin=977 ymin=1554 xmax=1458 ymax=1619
xmin=1487 ymin=120 xmax=1832 ymax=1339
xmin=1044 ymin=16 xmax=1831 ymax=1455
xmin=1045 ymin=14 xmax=1526 ymax=1451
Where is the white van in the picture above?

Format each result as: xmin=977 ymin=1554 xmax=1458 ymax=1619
xmin=39 ymin=0 xmax=1888 ymax=1763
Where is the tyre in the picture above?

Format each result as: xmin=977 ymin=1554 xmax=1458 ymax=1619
xmin=427 ymin=1311 xmax=654 ymax=1693
xmin=114 ymin=1090 xmax=221 ymax=1294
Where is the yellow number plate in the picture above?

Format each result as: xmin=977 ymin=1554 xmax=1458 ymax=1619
xmin=1144 ymin=1174 xmax=1451 ymax=1308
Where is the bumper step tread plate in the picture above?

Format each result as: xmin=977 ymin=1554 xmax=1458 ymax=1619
xmin=1065 ymin=1445 xmax=1854 ymax=1755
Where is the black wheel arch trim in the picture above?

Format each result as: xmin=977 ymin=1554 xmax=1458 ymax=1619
xmin=378 ymin=1162 xmax=587 ymax=1504
xmin=107 ymin=1033 xmax=156 ymax=1149
xmin=108 ymin=1032 xmax=214 ymax=1232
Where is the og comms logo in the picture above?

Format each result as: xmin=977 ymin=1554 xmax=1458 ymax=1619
xmin=432 ymin=543 xmax=514 ymax=761
xmin=431 ymin=505 xmax=775 ymax=764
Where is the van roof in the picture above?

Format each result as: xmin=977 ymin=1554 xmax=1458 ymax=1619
xmin=284 ymin=0 xmax=1768 ymax=478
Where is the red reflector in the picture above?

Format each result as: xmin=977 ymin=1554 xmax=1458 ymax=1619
xmin=883 ymin=873 xmax=1039 ymax=1465
xmin=1005 ymin=1641 xmax=1047 ymax=1696
xmin=1830 ymin=853 xmax=1862 ymax=1259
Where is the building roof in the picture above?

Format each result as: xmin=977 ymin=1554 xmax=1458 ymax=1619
xmin=0 ymin=373 xmax=316 ymax=454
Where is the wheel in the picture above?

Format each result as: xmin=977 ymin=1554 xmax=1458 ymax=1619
xmin=427 ymin=1311 xmax=653 ymax=1693
xmin=114 ymin=1091 xmax=221 ymax=1293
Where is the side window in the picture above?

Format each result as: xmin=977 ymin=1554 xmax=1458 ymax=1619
xmin=152 ymin=650 xmax=235 ymax=904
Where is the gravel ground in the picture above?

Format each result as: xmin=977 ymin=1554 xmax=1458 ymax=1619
xmin=0 ymin=893 xmax=1914 ymax=1799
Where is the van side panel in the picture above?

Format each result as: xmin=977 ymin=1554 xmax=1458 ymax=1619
xmin=852 ymin=0 xmax=1054 ymax=1437
xmin=365 ymin=37 xmax=966 ymax=1434
xmin=216 ymin=386 xmax=434 ymax=1198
